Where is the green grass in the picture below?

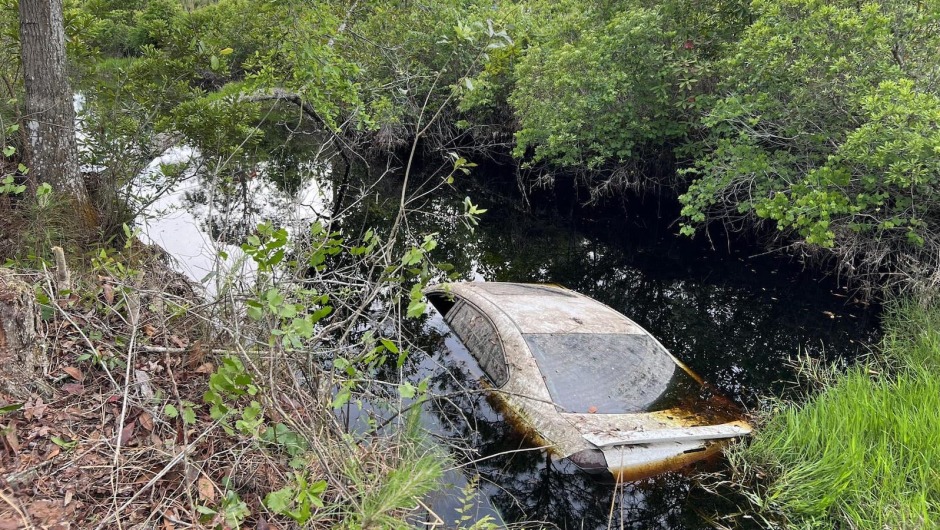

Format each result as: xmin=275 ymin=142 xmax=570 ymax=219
xmin=734 ymin=302 xmax=940 ymax=529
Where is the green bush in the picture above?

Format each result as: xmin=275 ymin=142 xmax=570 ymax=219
xmin=680 ymin=0 xmax=940 ymax=293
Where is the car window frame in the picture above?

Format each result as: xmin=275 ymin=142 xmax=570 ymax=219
xmin=444 ymin=299 xmax=511 ymax=388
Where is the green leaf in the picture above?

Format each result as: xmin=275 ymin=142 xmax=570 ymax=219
xmin=164 ymin=404 xmax=179 ymax=418
xmin=0 ymin=403 xmax=23 ymax=415
xmin=332 ymin=387 xmax=351 ymax=409
xmin=399 ymin=382 xmax=416 ymax=399
xmin=406 ymin=300 xmax=427 ymax=319
xmin=51 ymin=436 xmax=78 ymax=449
xmin=264 ymin=487 xmax=294 ymax=514
xmin=380 ymin=338 xmax=399 ymax=354
xmin=182 ymin=406 xmax=196 ymax=425
xmin=2 ymin=146 xmax=14 ymax=157
xmin=402 ymin=248 xmax=423 ymax=266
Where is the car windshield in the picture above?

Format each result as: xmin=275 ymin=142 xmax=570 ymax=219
xmin=523 ymin=333 xmax=699 ymax=414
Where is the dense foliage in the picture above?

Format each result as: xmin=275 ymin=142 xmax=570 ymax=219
xmin=680 ymin=0 xmax=940 ymax=295
xmin=22 ymin=0 xmax=932 ymax=295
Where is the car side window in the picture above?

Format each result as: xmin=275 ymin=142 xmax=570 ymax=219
xmin=446 ymin=301 xmax=509 ymax=387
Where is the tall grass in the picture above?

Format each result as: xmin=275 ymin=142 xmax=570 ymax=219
xmin=733 ymin=302 xmax=940 ymax=529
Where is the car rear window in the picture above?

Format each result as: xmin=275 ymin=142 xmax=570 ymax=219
xmin=524 ymin=333 xmax=698 ymax=414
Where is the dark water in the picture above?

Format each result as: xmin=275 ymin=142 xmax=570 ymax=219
xmin=145 ymin=160 xmax=880 ymax=528
xmin=379 ymin=184 xmax=880 ymax=529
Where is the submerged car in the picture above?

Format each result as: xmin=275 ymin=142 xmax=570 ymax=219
xmin=425 ymin=282 xmax=752 ymax=481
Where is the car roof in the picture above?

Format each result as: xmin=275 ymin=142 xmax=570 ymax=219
xmin=436 ymin=282 xmax=646 ymax=335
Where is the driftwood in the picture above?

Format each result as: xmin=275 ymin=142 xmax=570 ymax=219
xmin=0 ymin=268 xmax=50 ymax=400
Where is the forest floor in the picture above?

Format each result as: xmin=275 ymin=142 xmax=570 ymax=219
xmin=0 ymin=255 xmax=294 ymax=529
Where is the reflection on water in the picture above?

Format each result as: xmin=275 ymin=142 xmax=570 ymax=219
xmin=139 ymin=152 xmax=332 ymax=293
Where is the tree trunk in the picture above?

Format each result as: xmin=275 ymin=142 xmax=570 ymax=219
xmin=0 ymin=269 xmax=49 ymax=401
xmin=18 ymin=0 xmax=95 ymax=226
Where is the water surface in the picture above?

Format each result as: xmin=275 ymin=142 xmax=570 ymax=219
xmin=141 ymin=164 xmax=880 ymax=528
xmin=396 ymin=186 xmax=879 ymax=528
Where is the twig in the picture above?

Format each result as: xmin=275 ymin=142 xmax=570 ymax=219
xmin=138 ymin=345 xmax=240 ymax=356
xmin=110 ymin=287 xmax=141 ymax=530
xmin=443 ymin=445 xmax=554 ymax=472
xmin=161 ymin=348 xmax=198 ymax=520
xmin=5 ymin=444 xmax=103 ymax=485
xmin=93 ymin=424 xmax=218 ymax=530
xmin=0 ymin=489 xmax=33 ymax=530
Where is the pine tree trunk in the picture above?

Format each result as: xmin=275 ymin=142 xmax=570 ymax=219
xmin=18 ymin=0 xmax=95 ymax=225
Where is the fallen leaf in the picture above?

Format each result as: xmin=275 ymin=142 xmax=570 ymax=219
xmin=45 ymin=444 xmax=61 ymax=460
xmin=169 ymin=335 xmax=187 ymax=349
xmin=142 ymin=324 xmax=157 ymax=337
xmin=26 ymin=500 xmax=68 ymax=526
xmin=24 ymin=397 xmax=47 ymax=420
xmin=64 ymin=490 xmax=73 ymax=506
xmin=587 ymin=406 xmax=598 ymax=414
xmin=163 ymin=507 xmax=180 ymax=530
xmin=5 ymin=426 xmax=20 ymax=453
xmin=32 ymin=425 xmax=52 ymax=438
xmin=119 ymin=422 xmax=135 ymax=445
xmin=102 ymin=283 xmax=115 ymax=304
xmin=194 ymin=362 xmax=214 ymax=374
xmin=138 ymin=411 xmax=154 ymax=432
xmin=197 ymin=476 xmax=215 ymax=503
xmin=62 ymin=366 xmax=84 ymax=381
xmin=61 ymin=383 xmax=85 ymax=396
xmin=256 ymin=518 xmax=272 ymax=530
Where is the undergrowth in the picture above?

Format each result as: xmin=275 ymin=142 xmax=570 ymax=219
xmin=0 ymin=199 xmax=498 ymax=528
xmin=730 ymin=301 xmax=940 ymax=529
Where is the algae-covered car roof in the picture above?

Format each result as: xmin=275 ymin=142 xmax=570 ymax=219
xmin=425 ymin=281 xmax=752 ymax=480
xmin=437 ymin=282 xmax=645 ymax=335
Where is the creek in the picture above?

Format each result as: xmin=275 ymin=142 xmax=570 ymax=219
xmin=140 ymin=162 xmax=880 ymax=529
